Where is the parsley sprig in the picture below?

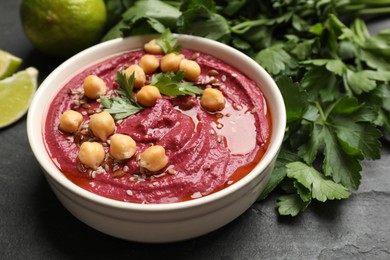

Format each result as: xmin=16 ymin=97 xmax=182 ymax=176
xmin=100 ymin=72 xmax=142 ymax=120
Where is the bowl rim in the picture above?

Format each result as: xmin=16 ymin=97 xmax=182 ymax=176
xmin=27 ymin=34 xmax=286 ymax=212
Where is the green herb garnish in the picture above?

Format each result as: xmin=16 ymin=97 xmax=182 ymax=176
xmin=101 ymin=72 xmax=142 ymax=120
xmin=155 ymin=28 xmax=182 ymax=54
xmin=151 ymin=71 xmax=204 ymax=96
xmin=101 ymin=70 xmax=203 ymax=119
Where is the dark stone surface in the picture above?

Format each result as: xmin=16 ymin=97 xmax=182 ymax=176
xmin=1 ymin=1 xmax=389 ymax=259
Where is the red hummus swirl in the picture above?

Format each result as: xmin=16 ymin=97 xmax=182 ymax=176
xmin=44 ymin=48 xmax=271 ymax=204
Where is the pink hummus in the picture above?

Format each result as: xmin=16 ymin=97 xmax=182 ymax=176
xmin=44 ymin=48 xmax=271 ymax=204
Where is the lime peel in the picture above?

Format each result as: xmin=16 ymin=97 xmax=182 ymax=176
xmin=0 ymin=67 xmax=38 ymax=128
xmin=0 ymin=50 xmax=23 ymax=80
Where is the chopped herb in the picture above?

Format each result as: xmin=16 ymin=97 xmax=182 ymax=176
xmin=151 ymin=71 xmax=204 ymax=96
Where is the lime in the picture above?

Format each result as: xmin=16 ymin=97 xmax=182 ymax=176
xmin=0 ymin=67 xmax=38 ymax=128
xmin=20 ymin=0 xmax=107 ymax=58
xmin=0 ymin=50 xmax=22 ymax=80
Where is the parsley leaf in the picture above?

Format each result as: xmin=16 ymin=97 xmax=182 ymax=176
xmin=286 ymin=161 xmax=350 ymax=202
xmin=156 ymin=28 xmax=182 ymax=54
xmin=151 ymin=71 xmax=204 ymax=96
xmin=258 ymin=149 xmax=301 ymax=201
xmin=276 ymin=75 xmax=308 ymax=123
xmin=178 ymin=4 xmax=230 ymax=42
xmin=254 ymin=44 xmax=297 ymax=75
xmin=322 ymin=126 xmax=362 ymax=190
xmin=277 ymin=194 xmax=310 ymax=217
xmin=102 ymin=0 xmax=181 ymax=41
xmin=115 ymin=71 xmax=137 ymax=103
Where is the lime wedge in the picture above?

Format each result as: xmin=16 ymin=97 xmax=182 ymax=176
xmin=0 ymin=50 xmax=23 ymax=80
xmin=0 ymin=67 xmax=38 ymax=128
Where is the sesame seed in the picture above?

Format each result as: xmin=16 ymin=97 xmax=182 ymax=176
xmin=167 ymin=168 xmax=177 ymax=175
xmin=191 ymin=192 xmax=202 ymax=199
xmin=113 ymin=164 xmax=120 ymax=171
xmin=208 ymin=69 xmax=219 ymax=76
xmin=221 ymin=75 xmax=227 ymax=82
xmin=80 ymin=129 xmax=89 ymax=135
xmin=231 ymin=73 xmax=238 ymax=77
xmin=113 ymin=169 xmax=126 ymax=178
xmin=95 ymin=167 xmax=105 ymax=175
xmin=126 ymin=190 xmax=133 ymax=196
xmin=209 ymin=78 xmax=218 ymax=84
xmin=154 ymin=172 xmax=167 ymax=178
xmin=191 ymin=52 xmax=200 ymax=60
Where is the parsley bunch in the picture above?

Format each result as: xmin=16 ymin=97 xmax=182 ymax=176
xmin=102 ymin=0 xmax=390 ymax=216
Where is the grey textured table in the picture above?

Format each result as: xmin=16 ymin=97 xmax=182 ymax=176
xmin=1 ymin=1 xmax=390 ymax=259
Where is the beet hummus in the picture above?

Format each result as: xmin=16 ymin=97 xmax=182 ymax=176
xmin=44 ymin=42 xmax=271 ymax=204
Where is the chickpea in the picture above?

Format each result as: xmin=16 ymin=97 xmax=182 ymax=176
xmin=143 ymin=39 xmax=164 ymax=54
xmin=136 ymin=85 xmax=161 ymax=107
xmin=59 ymin=110 xmax=83 ymax=133
xmin=139 ymin=145 xmax=168 ymax=172
xmin=78 ymin=141 xmax=105 ymax=170
xmin=179 ymin=59 xmax=201 ymax=82
xmin=139 ymin=54 xmax=159 ymax=74
xmin=160 ymin=53 xmax=184 ymax=73
xmin=125 ymin=64 xmax=146 ymax=88
xmin=89 ymin=111 xmax=115 ymax=141
xmin=200 ymin=88 xmax=225 ymax=112
xmin=109 ymin=134 xmax=136 ymax=160
xmin=83 ymin=75 xmax=107 ymax=99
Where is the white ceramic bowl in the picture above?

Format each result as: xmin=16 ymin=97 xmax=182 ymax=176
xmin=27 ymin=35 xmax=286 ymax=243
